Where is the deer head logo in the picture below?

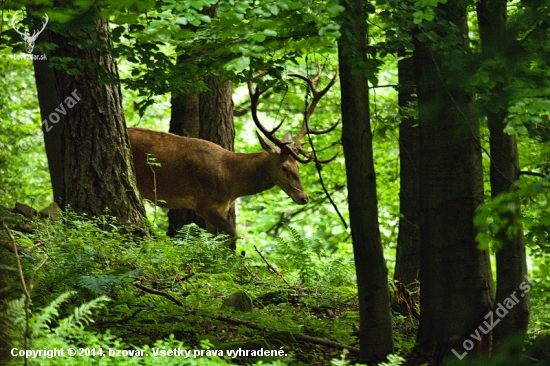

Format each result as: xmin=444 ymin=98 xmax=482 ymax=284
xmin=12 ymin=12 xmax=49 ymax=54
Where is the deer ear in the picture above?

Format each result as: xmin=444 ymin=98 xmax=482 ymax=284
xmin=256 ymin=131 xmax=278 ymax=154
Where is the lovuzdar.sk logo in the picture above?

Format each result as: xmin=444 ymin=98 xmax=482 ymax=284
xmin=12 ymin=12 xmax=49 ymax=54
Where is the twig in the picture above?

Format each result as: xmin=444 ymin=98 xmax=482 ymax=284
xmin=215 ymin=314 xmax=360 ymax=354
xmin=253 ymin=245 xmax=292 ymax=287
xmin=254 ymin=245 xmax=281 ymax=275
xmin=134 ymin=283 xmax=185 ymax=307
xmin=93 ymin=308 xmax=143 ymax=327
xmin=3 ymin=222 xmax=30 ymax=366
xmin=178 ymin=272 xmax=195 ymax=282
xmin=29 ymin=256 xmax=48 ymax=288
xmin=266 ymin=196 xmax=329 ymax=235
xmin=243 ymin=264 xmax=262 ymax=281
xmin=132 ymin=272 xmax=195 ymax=286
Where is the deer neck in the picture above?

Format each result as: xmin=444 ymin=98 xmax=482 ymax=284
xmin=230 ymin=152 xmax=275 ymax=198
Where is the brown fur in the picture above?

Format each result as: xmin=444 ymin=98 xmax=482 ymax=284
xmin=128 ymin=128 xmax=308 ymax=236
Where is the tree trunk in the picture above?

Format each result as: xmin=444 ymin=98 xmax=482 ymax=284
xmin=49 ymin=19 xmax=148 ymax=232
xmin=32 ymin=28 xmax=64 ymax=207
xmin=394 ymin=51 xmax=420 ymax=291
xmin=167 ymin=90 xmax=206 ymax=237
xmin=477 ymin=0 xmax=528 ymax=350
xmin=413 ymin=1 xmax=494 ymax=362
xmin=338 ymin=0 xmax=394 ymax=361
xmin=199 ymin=74 xmax=237 ymax=244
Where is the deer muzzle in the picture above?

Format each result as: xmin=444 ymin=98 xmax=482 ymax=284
xmin=293 ymin=193 xmax=309 ymax=205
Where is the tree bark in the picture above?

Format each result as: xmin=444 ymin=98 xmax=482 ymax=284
xmin=49 ymin=18 xmax=148 ymax=232
xmin=394 ymin=51 xmax=420 ymax=291
xmin=413 ymin=1 xmax=494 ymax=362
xmin=32 ymin=28 xmax=64 ymax=207
xmin=199 ymin=74 xmax=237 ymax=243
xmin=338 ymin=0 xmax=394 ymax=361
xmin=167 ymin=90 xmax=206 ymax=237
xmin=477 ymin=0 xmax=528 ymax=350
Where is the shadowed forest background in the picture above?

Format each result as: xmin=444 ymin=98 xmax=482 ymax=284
xmin=1 ymin=0 xmax=549 ymax=365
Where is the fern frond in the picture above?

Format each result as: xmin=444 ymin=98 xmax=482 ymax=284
xmin=30 ymin=291 xmax=75 ymax=338
xmin=55 ymin=295 xmax=110 ymax=336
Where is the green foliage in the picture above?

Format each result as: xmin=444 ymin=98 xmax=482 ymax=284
xmin=1 ymin=213 xmax=364 ymax=364
xmin=2 ymin=0 xmax=550 ymax=362
xmin=379 ymin=354 xmax=406 ymax=366
xmin=475 ymin=177 xmax=550 ymax=252
xmin=0 ymin=51 xmax=51 ymax=209
xmin=275 ymin=226 xmax=355 ymax=287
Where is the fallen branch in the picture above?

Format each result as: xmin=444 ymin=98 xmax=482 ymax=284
xmin=133 ymin=279 xmax=358 ymax=354
xmin=215 ymin=314 xmax=359 ymax=354
xmin=134 ymin=283 xmax=185 ymax=307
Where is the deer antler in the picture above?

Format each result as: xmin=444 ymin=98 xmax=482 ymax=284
xmin=31 ymin=13 xmax=49 ymax=41
xmin=11 ymin=13 xmax=27 ymax=38
xmin=248 ymin=67 xmax=340 ymax=164
xmin=248 ymin=75 xmax=310 ymax=163
xmin=288 ymin=63 xmax=340 ymax=164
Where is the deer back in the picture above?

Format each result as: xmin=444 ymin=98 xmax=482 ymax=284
xmin=128 ymin=127 xmax=233 ymax=210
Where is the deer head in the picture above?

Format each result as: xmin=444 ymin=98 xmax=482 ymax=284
xmin=256 ymin=130 xmax=309 ymax=204
xmin=12 ymin=12 xmax=49 ymax=54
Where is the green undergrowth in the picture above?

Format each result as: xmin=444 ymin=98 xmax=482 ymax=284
xmin=1 ymin=208 xmax=413 ymax=365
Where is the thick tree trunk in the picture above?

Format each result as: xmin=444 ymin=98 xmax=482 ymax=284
xmin=49 ymin=19 xmax=148 ymax=232
xmin=32 ymin=28 xmax=64 ymax=207
xmin=477 ymin=0 xmax=528 ymax=350
xmin=394 ymin=51 xmax=420 ymax=291
xmin=413 ymin=1 xmax=494 ymax=362
xmin=338 ymin=0 xmax=394 ymax=361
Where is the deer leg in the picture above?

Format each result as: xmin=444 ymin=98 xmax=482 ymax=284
xmin=196 ymin=206 xmax=239 ymax=237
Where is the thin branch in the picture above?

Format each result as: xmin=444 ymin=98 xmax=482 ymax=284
xmin=254 ymin=245 xmax=291 ymax=286
xmin=243 ymin=265 xmax=262 ymax=281
xmin=301 ymin=60 xmax=348 ymax=229
xmin=134 ymin=283 xmax=185 ymax=307
xmin=3 ymin=222 xmax=30 ymax=366
xmin=93 ymin=308 xmax=143 ymax=327
xmin=519 ymin=170 xmax=547 ymax=179
xmin=266 ymin=196 xmax=329 ymax=235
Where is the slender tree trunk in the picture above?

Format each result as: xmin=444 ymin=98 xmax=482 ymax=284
xmin=49 ymin=19 xmax=148 ymax=232
xmin=167 ymin=89 xmax=206 ymax=237
xmin=413 ymin=1 xmax=494 ymax=362
xmin=167 ymin=74 xmax=235 ymax=239
xmin=394 ymin=51 xmax=420 ymax=291
xmin=32 ymin=28 xmax=64 ymax=207
xmin=477 ymin=0 xmax=528 ymax=350
xmin=199 ymin=74 xmax=237 ymax=244
xmin=338 ymin=0 xmax=394 ymax=361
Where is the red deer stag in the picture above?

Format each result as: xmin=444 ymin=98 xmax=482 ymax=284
xmin=128 ymin=68 xmax=338 ymax=238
